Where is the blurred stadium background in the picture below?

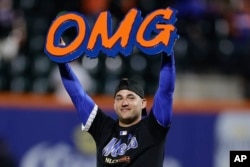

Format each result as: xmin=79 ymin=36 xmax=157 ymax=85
xmin=0 ymin=0 xmax=250 ymax=167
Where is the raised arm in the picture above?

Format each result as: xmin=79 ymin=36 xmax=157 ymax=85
xmin=152 ymin=52 xmax=175 ymax=127
xmin=58 ymin=63 xmax=98 ymax=131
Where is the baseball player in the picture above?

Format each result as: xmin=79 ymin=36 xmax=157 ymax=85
xmin=57 ymin=40 xmax=175 ymax=166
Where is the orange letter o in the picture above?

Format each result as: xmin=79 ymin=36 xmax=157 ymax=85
xmin=45 ymin=13 xmax=86 ymax=56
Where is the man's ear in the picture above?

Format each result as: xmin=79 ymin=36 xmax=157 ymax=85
xmin=113 ymin=100 xmax=117 ymax=111
xmin=142 ymin=98 xmax=147 ymax=109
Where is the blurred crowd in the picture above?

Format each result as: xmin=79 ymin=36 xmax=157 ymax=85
xmin=0 ymin=0 xmax=249 ymax=99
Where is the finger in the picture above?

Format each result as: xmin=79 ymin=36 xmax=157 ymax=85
xmin=59 ymin=38 xmax=66 ymax=46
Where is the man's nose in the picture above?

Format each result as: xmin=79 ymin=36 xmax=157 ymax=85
xmin=121 ymin=99 xmax=129 ymax=105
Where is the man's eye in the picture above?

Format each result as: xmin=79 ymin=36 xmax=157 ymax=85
xmin=116 ymin=97 xmax=122 ymax=101
xmin=128 ymin=96 xmax=135 ymax=100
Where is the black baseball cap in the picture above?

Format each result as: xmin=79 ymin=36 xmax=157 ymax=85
xmin=114 ymin=78 xmax=147 ymax=116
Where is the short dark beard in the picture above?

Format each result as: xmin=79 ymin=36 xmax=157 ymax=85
xmin=119 ymin=115 xmax=140 ymax=127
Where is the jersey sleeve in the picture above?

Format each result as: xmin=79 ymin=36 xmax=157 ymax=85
xmin=58 ymin=63 xmax=97 ymax=131
xmin=152 ymin=53 xmax=175 ymax=127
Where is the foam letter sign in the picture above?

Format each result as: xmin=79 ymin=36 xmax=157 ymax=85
xmin=44 ymin=7 xmax=178 ymax=63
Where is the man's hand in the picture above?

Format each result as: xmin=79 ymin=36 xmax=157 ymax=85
xmin=59 ymin=38 xmax=66 ymax=46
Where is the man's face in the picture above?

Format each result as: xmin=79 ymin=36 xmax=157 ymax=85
xmin=114 ymin=89 xmax=146 ymax=126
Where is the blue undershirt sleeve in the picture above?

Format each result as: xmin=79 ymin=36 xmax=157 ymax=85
xmin=58 ymin=63 xmax=97 ymax=131
xmin=152 ymin=53 xmax=175 ymax=127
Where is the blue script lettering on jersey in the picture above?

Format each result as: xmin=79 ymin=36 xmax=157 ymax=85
xmin=103 ymin=136 xmax=138 ymax=157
